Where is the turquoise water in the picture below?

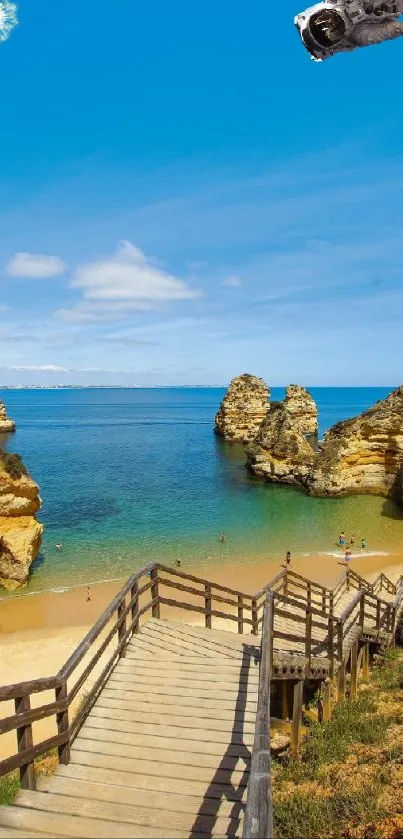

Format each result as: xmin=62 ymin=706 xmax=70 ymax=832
xmin=1 ymin=387 xmax=402 ymax=595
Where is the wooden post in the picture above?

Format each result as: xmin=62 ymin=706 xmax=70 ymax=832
xmin=337 ymin=621 xmax=343 ymax=662
xmin=205 ymin=583 xmax=212 ymax=629
xmin=305 ymin=609 xmax=312 ymax=669
xmin=362 ymin=643 xmax=370 ymax=682
xmin=390 ymin=607 xmax=396 ymax=645
xmin=322 ymin=588 xmax=326 ymax=612
xmin=118 ymin=600 xmax=127 ymax=658
xmin=376 ymin=600 xmax=381 ymax=631
xmin=350 ymin=640 xmax=358 ymax=700
xmin=323 ymin=679 xmax=332 ymax=722
xmin=307 ymin=582 xmax=312 ymax=609
xmin=237 ymin=594 xmax=244 ymax=635
xmin=150 ymin=567 xmax=160 ymax=618
xmin=281 ymin=681 xmax=289 ymax=720
xmin=56 ymin=682 xmax=70 ymax=765
xmin=251 ymin=598 xmax=258 ymax=636
xmin=283 ymin=571 xmax=288 ymax=597
xmin=337 ymin=661 xmax=346 ymax=701
xmin=131 ymin=581 xmax=139 ymax=633
xmin=346 ymin=569 xmax=350 ymax=591
xmin=359 ymin=592 xmax=365 ymax=630
xmin=329 ymin=591 xmax=334 ymax=620
xmin=291 ymin=680 xmax=304 ymax=756
xmin=327 ymin=617 xmax=334 ymax=678
xmin=15 ymin=695 xmax=36 ymax=790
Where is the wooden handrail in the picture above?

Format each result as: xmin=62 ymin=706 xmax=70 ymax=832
xmin=243 ymin=592 xmax=274 ymax=839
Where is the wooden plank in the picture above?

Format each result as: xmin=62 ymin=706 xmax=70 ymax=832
xmin=88 ymin=704 xmax=256 ymax=734
xmin=18 ymin=788 xmax=242 ymax=838
xmin=0 ymin=676 xmax=61 ymax=702
xmin=111 ymin=667 xmax=258 ymax=692
xmin=57 ymin=762 xmax=248 ymax=803
xmin=0 ymin=804 xmax=190 ymax=839
xmin=0 ymin=828 xmax=59 ymax=838
xmin=142 ymin=620 xmax=257 ymax=657
xmin=95 ymin=694 xmax=257 ymax=722
xmin=38 ymin=775 xmax=245 ymax=822
xmin=0 ymin=697 xmax=68 ymax=736
xmin=101 ymin=684 xmax=258 ymax=711
xmin=70 ymin=743 xmax=249 ymax=786
xmin=115 ymin=659 xmax=259 ymax=681
xmin=139 ymin=624 xmax=245 ymax=659
xmin=83 ymin=714 xmax=255 ymax=746
xmin=107 ymin=673 xmax=258 ymax=698
xmin=78 ymin=722 xmax=252 ymax=758
xmin=73 ymin=734 xmax=251 ymax=772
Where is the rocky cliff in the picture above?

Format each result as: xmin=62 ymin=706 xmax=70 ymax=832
xmin=215 ymin=374 xmax=270 ymax=443
xmin=247 ymin=385 xmax=403 ymax=507
xmin=246 ymin=401 xmax=316 ymax=485
xmin=0 ymin=398 xmax=16 ymax=433
xmin=284 ymin=385 xmax=318 ymax=437
xmin=307 ymin=385 xmax=403 ymax=500
xmin=0 ymin=452 xmax=43 ymax=591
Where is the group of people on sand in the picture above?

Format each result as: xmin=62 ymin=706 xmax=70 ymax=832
xmin=338 ymin=531 xmax=367 ymax=564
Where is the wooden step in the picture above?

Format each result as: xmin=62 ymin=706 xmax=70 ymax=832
xmin=106 ymin=673 xmax=258 ymax=699
xmin=89 ymin=703 xmax=256 ymax=734
xmin=70 ymin=743 xmax=249 ymax=786
xmin=38 ymin=774 xmax=245 ymax=821
xmin=14 ymin=791 xmax=242 ymax=838
xmin=100 ymin=685 xmax=257 ymax=711
xmin=73 ymin=733 xmax=251 ymax=771
xmin=0 ymin=803 xmax=190 ymax=839
xmin=78 ymin=721 xmax=252 ymax=758
xmin=82 ymin=712 xmax=255 ymax=746
xmin=95 ymin=693 xmax=257 ymax=722
xmin=56 ymin=762 xmax=248 ymax=803
xmin=115 ymin=660 xmax=259 ymax=683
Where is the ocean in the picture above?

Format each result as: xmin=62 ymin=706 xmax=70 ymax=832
xmin=1 ymin=387 xmax=402 ymax=596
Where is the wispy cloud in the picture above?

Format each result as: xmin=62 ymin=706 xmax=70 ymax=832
xmin=7 ymin=252 xmax=66 ymax=278
xmin=56 ymin=240 xmax=202 ymax=322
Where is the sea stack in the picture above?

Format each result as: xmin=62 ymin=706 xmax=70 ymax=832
xmin=284 ymin=385 xmax=318 ymax=437
xmin=246 ymin=401 xmax=316 ymax=485
xmin=307 ymin=385 xmax=403 ymax=500
xmin=0 ymin=398 xmax=16 ymax=433
xmin=0 ymin=451 xmax=43 ymax=591
xmin=215 ymin=374 xmax=270 ymax=443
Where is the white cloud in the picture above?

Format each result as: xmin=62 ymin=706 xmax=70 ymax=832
xmin=6 ymin=252 xmax=66 ymax=279
xmin=72 ymin=240 xmax=200 ymax=304
xmin=222 ymin=275 xmax=243 ymax=288
xmin=0 ymin=365 xmax=70 ymax=373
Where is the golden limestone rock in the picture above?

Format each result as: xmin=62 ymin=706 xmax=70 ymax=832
xmin=307 ymin=385 xmax=403 ymax=499
xmin=215 ymin=374 xmax=270 ymax=443
xmin=0 ymin=398 xmax=16 ymax=433
xmin=284 ymin=384 xmax=318 ymax=437
xmin=0 ymin=452 xmax=43 ymax=591
xmin=246 ymin=401 xmax=316 ymax=485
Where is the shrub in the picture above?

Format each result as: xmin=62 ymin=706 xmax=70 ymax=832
xmin=0 ymin=451 xmax=28 ymax=480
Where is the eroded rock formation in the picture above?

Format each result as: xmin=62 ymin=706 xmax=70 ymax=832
xmin=0 ymin=398 xmax=16 ymax=433
xmin=307 ymin=385 xmax=403 ymax=499
xmin=0 ymin=452 xmax=43 ymax=591
xmin=247 ymin=384 xmax=403 ymax=507
xmin=215 ymin=374 xmax=270 ymax=443
xmin=284 ymin=385 xmax=318 ymax=437
xmin=246 ymin=402 xmax=316 ymax=485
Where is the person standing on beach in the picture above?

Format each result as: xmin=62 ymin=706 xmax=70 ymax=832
xmin=345 ymin=547 xmax=352 ymax=563
xmin=361 ymin=537 xmax=367 ymax=550
xmin=86 ymin=586 xmax=92 ymax=603
xmin=285 ymin=551 xmax=291 ymax=568
xmin=350 ymin=535 xmax=355 ymax=547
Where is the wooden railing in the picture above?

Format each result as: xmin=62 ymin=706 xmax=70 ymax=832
xmin=243 ymin=592 xmax=274 ymax=839
xmin=1 ymin=560 xmax=402 ymax=799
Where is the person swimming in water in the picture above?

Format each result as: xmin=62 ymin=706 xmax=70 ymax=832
xmin=219 ymin=532 xmax=226 ymax=543
xmin=338 ymin=531 xmax=346 ymax=547
xmin=361 ymin=537 xmax=367 ymax=550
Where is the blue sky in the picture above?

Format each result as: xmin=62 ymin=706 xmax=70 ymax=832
xmin=0 ymin=0 xmax=402 ymax=387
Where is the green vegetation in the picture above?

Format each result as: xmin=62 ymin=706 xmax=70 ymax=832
xmin=273 ymin=648 xmax=403 ymax=839
xmin=0 ymin=772 xmax=19 ymax=807
xmin=0 ymin=451 xmax=28 ymax=480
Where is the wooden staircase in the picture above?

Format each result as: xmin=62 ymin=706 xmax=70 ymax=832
xmin=1 ymin=563 xmax=402 ymax=839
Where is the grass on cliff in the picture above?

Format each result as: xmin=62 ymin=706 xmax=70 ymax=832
xmin=0 ymin=751 xmax=58 ymax=807
xmin=272 ymin=647 xmax=403 ymax=839
xmin=0 ymin=451 xmax=28 ymax=480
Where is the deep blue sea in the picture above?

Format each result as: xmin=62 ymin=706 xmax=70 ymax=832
xmin=1 ymin=387 xmax=402 ymax=595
